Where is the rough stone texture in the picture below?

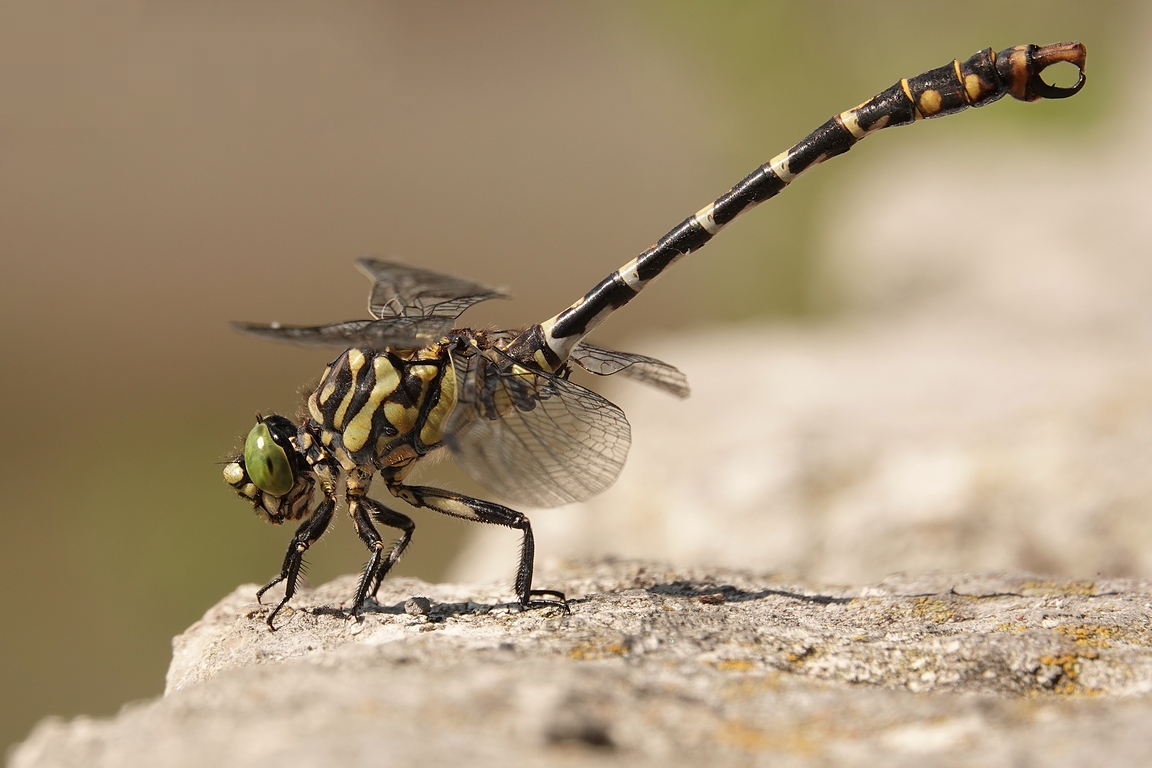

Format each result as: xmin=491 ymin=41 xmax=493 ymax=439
xmin=11 ymin=560 xmax=1152 ymax=767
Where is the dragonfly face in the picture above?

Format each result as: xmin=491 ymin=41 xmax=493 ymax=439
xmin=224 ymin=42 xmax=1086 ymax=629
xmin=224 ymin=414 xmax=315 ymax=524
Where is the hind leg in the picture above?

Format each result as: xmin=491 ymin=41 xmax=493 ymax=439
xmin=388 ymin=482 xmax=567 ymax=610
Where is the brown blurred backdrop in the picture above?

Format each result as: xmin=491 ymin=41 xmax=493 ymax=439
xmin=0 ymin=0 xmax=1126 ymax=752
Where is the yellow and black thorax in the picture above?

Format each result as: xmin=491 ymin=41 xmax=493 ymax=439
xmin=306 ymin=342 xmax=457 ymax=472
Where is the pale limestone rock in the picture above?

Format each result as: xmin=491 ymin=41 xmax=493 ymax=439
xmin=12 ymin=561 xmax=1152 ymax=767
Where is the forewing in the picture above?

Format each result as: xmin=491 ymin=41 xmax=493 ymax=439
xmin=570 ymin=342 xmax=690 ymax=399
xmin=357 ymin=258 xmax=509 ymax=319
xmin=233 ymin=317 xmax=454 ymax=350
xmin=444 ymin=351 xmax=631 ymax=508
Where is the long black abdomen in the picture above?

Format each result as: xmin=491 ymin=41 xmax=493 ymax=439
xmin=513 ymin=42 xmax=1085 ymax=366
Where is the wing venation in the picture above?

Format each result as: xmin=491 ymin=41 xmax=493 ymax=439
xmin=357 ymin=258 xmax=509 ymax=320
xmin=443 ymin=350 xmax=631 ymax=508
xmin=570 ymin=342 xmax=690 ymax=399
xmin=232 ymin=317 xmax=454 ymax=350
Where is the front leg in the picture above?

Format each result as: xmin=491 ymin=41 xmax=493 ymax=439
xmin=256 ymin=460 xmax=338 ymax=630
xmin=390 ymin=483 xmax=567 ymax=611
xmin=256 ymin=496 xmax=335 ymax=629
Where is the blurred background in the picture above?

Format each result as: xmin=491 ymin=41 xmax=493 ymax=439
xmin=0 ymin=0 xmax=1134 ymax=753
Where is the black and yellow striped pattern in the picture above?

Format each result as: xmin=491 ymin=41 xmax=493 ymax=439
xmin=307 ymin=343 xmax=456 ymax=472
xmin=516 ymin=42 xmax=1086 ymax=363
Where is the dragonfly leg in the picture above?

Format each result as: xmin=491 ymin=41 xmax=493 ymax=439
xmin=344 ymin=468 xmax=415 ymax=613
xmin=390 ymin=483 xmax=569 ymax=612
xmin=256 ymin=496 xmax=335 ymax=630
xmin=348 ymin=494 xmax=415 ymax=609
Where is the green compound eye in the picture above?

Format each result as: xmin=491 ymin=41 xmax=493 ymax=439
xmin=243 ymin=420 xmax=296 ymax=497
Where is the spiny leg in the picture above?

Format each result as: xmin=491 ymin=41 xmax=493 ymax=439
xmin=345 ymin=467 xmax=416 ymax=614
xmin=390 ymin=483 xmax=568 ymax=611
xmin=348 ymin=495 xmax=415 ymax=611
xmin=257 ymin=497 xmax=336 ymax=629
xmin=367 ymin=497 xmax=417 ymax=599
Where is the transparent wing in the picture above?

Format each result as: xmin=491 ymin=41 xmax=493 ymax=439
xmin=233 ymin=317 xmax=455 ymax=350
xmin=357 ymin=258 xmax=510 ymax=320
xmin=444 ymin=351 xmax=631 ymax=508
xmin=570 ymin=342 xmax=690 ymax=399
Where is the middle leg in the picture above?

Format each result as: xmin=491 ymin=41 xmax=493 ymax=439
xmin=346 ymin=467 xmax=415 ymax=614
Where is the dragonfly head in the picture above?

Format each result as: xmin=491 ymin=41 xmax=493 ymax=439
xmin=223 ymin=414 xmax=315 ymax=523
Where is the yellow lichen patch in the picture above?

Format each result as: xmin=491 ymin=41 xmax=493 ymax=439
xmin=712 ymin=659 xmax=755 ymax=673
xmin=1039 ymin=650 xmax=1099 ymax=695
xmin=716 ymin=721 xmax=772 ymax=752
xmin=1056 ymin=623 xmax=1140 ymax=649
xmin=912 ymin=597 xmax=955 ymax=622
xmin=568 ymin=641 xmax=628 ymax=661
xmin=992 ymin=622 xmax=1027 ymax=635
xmin=715 ymin=720 xmax=816 ymax=755
xmin=721 ymin=673 xmax=784 ymax=699
xmin=1020 ymin=579 xmax=1097 ymax=597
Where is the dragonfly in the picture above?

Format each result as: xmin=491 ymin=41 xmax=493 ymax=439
xmin=224 ymin=42 xmax=1086 ymax=628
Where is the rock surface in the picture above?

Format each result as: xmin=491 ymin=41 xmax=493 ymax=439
xmin=12 ymin=559 xmax=1152 ymax=767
